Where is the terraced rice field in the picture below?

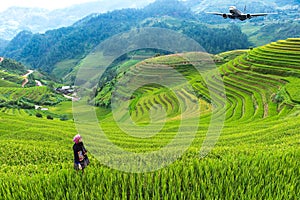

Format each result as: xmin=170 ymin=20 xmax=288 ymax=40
xmin=0 ymin=38 xmax=299 ymax=199
xmin=220 ymin=38 xmax=300 ymax=121
xmin=0 ymin=70 xmax=23 ymax=87
xmin=0 ymin=86 xmax=66 ymax=107
xmin=113 ymin=39 xmax=300 ymax=125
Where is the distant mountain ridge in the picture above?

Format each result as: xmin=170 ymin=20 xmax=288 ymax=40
xmin=1 ymin=0 xmax=299 ymax=41
xmin=1 ymin=0 xmax=251 ymax=77
xmin=192 ymin=0 xmax=299 ymax=13
xmin=0 ymin=0 xmax=154 ymax=41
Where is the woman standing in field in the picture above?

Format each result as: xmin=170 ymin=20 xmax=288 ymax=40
xmin=73 ymin=134 xmax=90 ymax=173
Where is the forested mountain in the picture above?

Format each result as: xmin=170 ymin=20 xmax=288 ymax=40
xmin=1 ymin=0 xmax=298 ymax=41
xmin=1 ymin=0 xmax=251 ymax=77
xmin=193 ymin=0 xmax=300 ymax=44
xmin=0 ymin=39 xmax=9 ymax=53
xmin=248 ymin=22 xmax=300 ymax=46
xmin=193 ymin=0 xmax=299 ymax=14
xmin=0 ymin=0 xmax=154 ymax=41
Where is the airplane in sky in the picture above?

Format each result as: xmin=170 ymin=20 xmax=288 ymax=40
xmin=207 ymin=6 xmax=276 ymax=21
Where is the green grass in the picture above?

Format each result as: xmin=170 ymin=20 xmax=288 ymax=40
xmin=285 ymin=77 xmax=300 ymax=103
xmin=52 ymin=59 xmax=80 ymax=79
xmin=0 ymin=107 xmax=299 ymax=199
xmin=0 ymin=38 xmax=299 ymax=199
xmin=48 ymin=101 xmax=73 ymax=118
xmin=0 ymin=79 xmax=20 ymax=87
xmin=241 ymin=23 xmax=261 ymax=37
xmin=217 ymin=50 xmax=249 ymax=64
xmin=0 ymin=70 xmax=23 ymax=86
xmin=0 ymin=86 xmax=66 ymax=108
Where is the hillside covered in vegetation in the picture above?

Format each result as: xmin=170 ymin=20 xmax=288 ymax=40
xmin=0 ymin=37 xmax=299 ymax=198
xmin=0 ymin=58 xmax=68 ymax=117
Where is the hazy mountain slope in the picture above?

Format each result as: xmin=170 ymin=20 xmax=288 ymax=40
xmin=194 ymin=0 xmax=299 ymax=25
xmin=190 ymin=0 xmax=300 ymax=47
xmin=0 ymin=39 xmax=9 ymax=53
xmin=248 ymin=22 xmax=300 ymax=46
xmin=0 ymin=0 xmax=154 ymax=41
xmin=192 ymin=0 xmax=299 ymax=13
xmin=1 ymin=0 xmax=298 ymax=41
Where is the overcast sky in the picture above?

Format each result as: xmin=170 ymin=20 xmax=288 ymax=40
xmin=0 ymin=0 xmax=106 ymax=12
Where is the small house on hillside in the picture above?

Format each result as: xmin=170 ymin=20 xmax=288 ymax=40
xmin=56 ymin=86 xmax=75 ymax=95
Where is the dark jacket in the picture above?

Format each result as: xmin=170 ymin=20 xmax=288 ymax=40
xmin=73 ymin=142 xmax=88 ymax=163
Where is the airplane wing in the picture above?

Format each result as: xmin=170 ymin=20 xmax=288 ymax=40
xmin=237 ymin=13 xmax=277 ymax=20
xmin=247 ymin=13 xmax=277 ymax=17
xmin=206 ymin=12 xmax=232 ymax=18
xmin=206 ymin=12 xmax=225 ymax=16
xmin=250 ymin=13 xmax=269 ymax=17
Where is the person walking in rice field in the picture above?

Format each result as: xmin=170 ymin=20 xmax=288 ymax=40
xmin=73 ymin=134 xmax=90 ymax=173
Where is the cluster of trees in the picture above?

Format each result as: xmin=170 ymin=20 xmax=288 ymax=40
xmin=0 ymin=98 xmax=35 ymax=109
xmin=35 ymin=113 xmax=69 ymax=121
xmin=257 ymin=22 xmax=300 ymax=44
xmin=149 ymin=20 xmax=251 ymax=54
xmin=0 ymin=87 xmax=67 ymax=109
xmin=0 ymin=58 xmax=27 ymax=75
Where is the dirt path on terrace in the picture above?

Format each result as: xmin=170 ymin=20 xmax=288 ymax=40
xmin=21 ymin=70 xmax=34 ymax=87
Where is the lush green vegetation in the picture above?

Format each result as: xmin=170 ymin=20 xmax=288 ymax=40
xmin=0 ymin=58 xmax=57 ymax=88
xmin=0 ymin=86 xmax=66 ymax=108
xmin=0 ymin=38 xmax=299 ymax=199
xmin=0 ymin=58 xmax=27 ymax=76
xmin=0 ymin=70 xmax=23 ymax=87
xmin=285 ymin=77 xmax=300 ymax=103
xmin=246 ymin=22 xmax=300 ymax=46
xmin=0 ymin=57 xmax=68 ymax=115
